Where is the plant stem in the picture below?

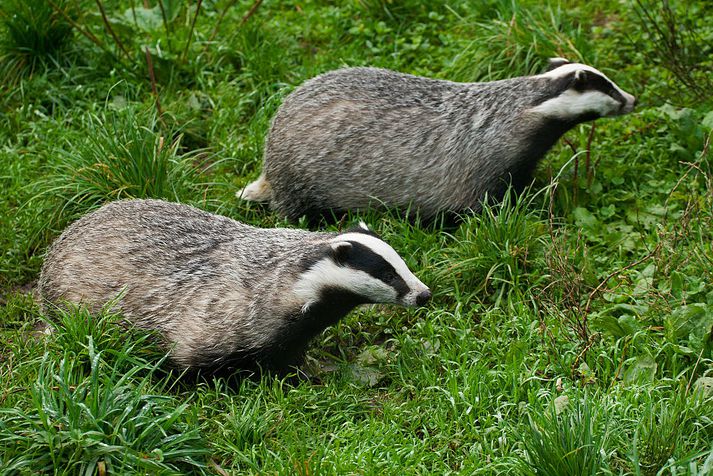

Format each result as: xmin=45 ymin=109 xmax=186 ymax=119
xmin=207 ymin=0 xmax=240 ymax=44
xmin=240 ymin=0 xmax=264 ymax=26
xmin=157 ymin=0 xmax=173 ymax=53
xmin=144 ymin=46 xmax=163 ymax=118
xmin=181 ymin=0 xmax=203 ymax=64
xmin=95 ymin=0 xmax=131 ymax=60
xmin=46 ymin=0 xmax=122 ymax=66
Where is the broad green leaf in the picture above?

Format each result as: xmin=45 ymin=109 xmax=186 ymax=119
xmin=665 ymin=304 xmax=713 ymax=352
xmin=693 ymin=377 xmax=713 ymax=397
xmin=573 ymin=207 xmax=599 ymax=230
xmin=670 ymin=270 xmax=684 ymax=299
xmin=633 ymin=264 xmax=656 ymax=296
xmin=702 ymin=111 xmax=713 ymax=131
xmin=123 ymin=7 xmax=163 ymax=32
xmin=623 ymin=354 xmax=657 ymax=384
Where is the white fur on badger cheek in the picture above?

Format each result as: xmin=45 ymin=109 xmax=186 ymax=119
xmin=333 ymin=232 xmax=429 ymax=299
xmin=540 ymin=62 xmax=635 ymax=110
xmin=294 ymin=258 xmax=398 ymax=311
xmin=528 ymin=89 xmax=621 ymax=119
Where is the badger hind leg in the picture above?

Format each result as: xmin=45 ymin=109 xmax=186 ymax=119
xmin=237 ymin=174 xmax=272 ymax=202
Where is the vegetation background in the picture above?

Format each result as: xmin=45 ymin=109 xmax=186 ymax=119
xmin=0 ymin=0 xmax=712 ymax=474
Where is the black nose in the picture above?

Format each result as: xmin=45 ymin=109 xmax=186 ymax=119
xmin=416 ymin=289 xmax=432 ymax=307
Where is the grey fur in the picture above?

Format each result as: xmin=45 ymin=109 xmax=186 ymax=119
xmin=240 ymin=64 xmax=635 ymax=222
xmin=38 ymin=199 xmax=427 ymax=373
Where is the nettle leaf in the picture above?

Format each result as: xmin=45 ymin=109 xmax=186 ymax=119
xmin=160 ymin=0 xmax=182 ymax=23
xmin=664 ymin=303 xmax=713 ymax=353
xmin=623 ymin=354 xmax=657 ymax=384
xmin=573 ymin=207 xmax=599 ymax=230
xmin=346 ymin=346 xmax=389 ymax=387
xmin=686 ymin=278 xmax=707 ymax=298
xmin=693 ymin=377 xmax=713 ymax=397
xmin=633 ymin=264 xmax=656 ymax=296
xmin=659 ymin=103 xmax=694 ymax=121
xmin=599 ymin=204 xmax=616 ymax=219
xmin=122 ymin=7 xmax=163 ymax=33
xmin=702 ymin=111 xmax=713 ymax=131
xmin=593 ymin=313 xmax=642 ymax=339
xmin=670 ymin=270 xmax=685 ymax=299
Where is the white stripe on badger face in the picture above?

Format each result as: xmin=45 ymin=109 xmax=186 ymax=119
xmin=293 ymin=233 xmax=429 ymax=311
xmin=529 ymin=89 xmax=623 ymax=119
xmin=533 ymin=63 xmax=636 ymax=119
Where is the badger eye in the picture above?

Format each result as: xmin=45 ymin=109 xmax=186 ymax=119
xmin=383 ymin=270 xmax=397 ymax=282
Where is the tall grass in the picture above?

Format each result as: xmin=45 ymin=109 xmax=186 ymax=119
xmin=0 ymin=0 xmax=75 ymax=86
xmin=436 ymin=187 xmax=549 ymax=300
xmin=521 ymin=395 xmax=611 ymax=475
xmin=444 ymin=2 xmax=592 ymax=82
xmin=29 ymin=107 xmax=207 ymax=245
xmin=0 ymin=308 xmax=208 ymax=473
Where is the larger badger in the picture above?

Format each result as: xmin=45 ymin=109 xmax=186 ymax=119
xmin=38 ymin=199 xmax=430 ymax=374
xmin=240 ymin=58 xmax=636 ymax=223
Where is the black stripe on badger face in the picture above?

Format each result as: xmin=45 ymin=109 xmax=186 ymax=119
xmin=337 ymin=241 xmax=410 ymax=299
xmin=571 ymin=70 xmax=626 ymax=105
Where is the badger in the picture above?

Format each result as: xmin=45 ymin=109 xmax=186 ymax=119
xmin=38 ymin=199 xmax=431 ymax=374
xmin=239 ymin=58 xmax=636 ymax=223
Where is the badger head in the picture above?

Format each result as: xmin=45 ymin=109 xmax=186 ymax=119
xmin=295 ymin=222 xmax=431 ymax=311
xmin=530 ymin=58 xmax=636 ymax=121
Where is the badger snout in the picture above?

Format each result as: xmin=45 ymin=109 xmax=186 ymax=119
xmin=402 ymin=285 xmax=431 ymax=307
xmin=415 ymin=289 xmax=432 ymax=307
xmin=620 ymin=92 xmax=636 ymax=114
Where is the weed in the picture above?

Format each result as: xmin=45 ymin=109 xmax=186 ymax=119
xmin=0 ymin=0 xmax=75 ymax=86
xmin=29 ymin=107 xmax=207 ymax=244
xmin=520 ymin=394 xmax=612 ymax=475
xmin=633 ymin=0 xmax=713 ymax=106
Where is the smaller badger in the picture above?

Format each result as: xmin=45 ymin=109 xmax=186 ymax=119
xmin=239 ymin=58 xmax=636 ymax=223
xmin=38 ymin=199 xmax=431 ymax=374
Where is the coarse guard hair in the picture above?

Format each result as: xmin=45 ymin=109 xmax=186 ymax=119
xmin=239 ymin=58 xmax=636 ymax=223
xmin=38 ymin=200 xmax=430 ymax=374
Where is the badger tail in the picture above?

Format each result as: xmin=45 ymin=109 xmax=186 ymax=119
xmin=237 ymin=174 xmax=272 ymax=202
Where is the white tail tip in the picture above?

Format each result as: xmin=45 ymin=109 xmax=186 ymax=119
xmin=237 ymin=175 xmax=272 ymax=202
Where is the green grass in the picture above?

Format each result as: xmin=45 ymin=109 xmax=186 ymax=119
xmin=1 ymin=0 xmax=712 ymax=474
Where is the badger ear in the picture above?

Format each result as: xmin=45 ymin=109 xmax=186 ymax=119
xmin=573 ymin=69 xmax=589 ymax=88
xmin=545 ymin=57 xmax=570 ymax=72
xmin=358 ymin=221 xmax=370 ymax=231
xmin=330 ymin=241 xmax=352 ymax=263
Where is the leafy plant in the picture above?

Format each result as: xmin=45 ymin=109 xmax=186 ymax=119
xmin=29 ymin=106 xmax=208 ymax=244
xmin=0 ymin=308 xmax=208 ymax=473
xmin=0 ymin=0 xmax=75 ymax=86
xmin=633 ymin=0 xmax=713 ymax=106
xmin=520 ymin=395 xmax=611 ymax=475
